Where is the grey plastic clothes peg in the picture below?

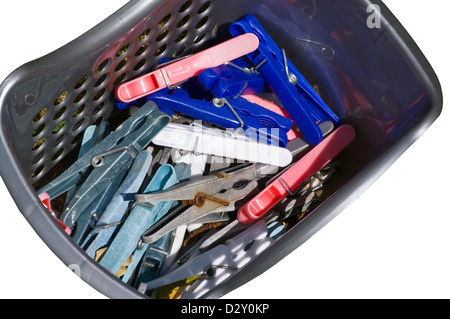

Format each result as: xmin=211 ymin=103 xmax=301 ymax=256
xmin=142 ymin=181 xmax=258 ymax=245
xmin=136 ymin=164 xmax=260 ymax=244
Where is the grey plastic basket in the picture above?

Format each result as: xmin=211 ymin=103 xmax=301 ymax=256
xmin=0 ymin=0 xmax=442 ymax=299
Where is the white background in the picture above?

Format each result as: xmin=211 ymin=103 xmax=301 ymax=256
xmin=0 ymin=0 xmax=449 ymax=299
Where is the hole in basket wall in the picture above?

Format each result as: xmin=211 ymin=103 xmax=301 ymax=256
xmin=33 ymin=108 xmax=47 ymax=123
xmin=32 ymin=123 xmax=46 ymax=137
xmin=156 ymin=29 xmax=170 ymax=42
xmin=134 ymin=58 xmax=147 ymax=71
xmin=175 ymin=30 xmax=189 ymax=43
xmin=31 ymin=165 xmax=44 ymax=179
xmin=72 ymin=118 xmax=86 ymax=132
xmin=195 ymin=16 xmax=209 ymax=29
xmin=177 ymin=15 xmax=191 ymax=28
xmin=95 ymin=59 xmax=111 ymax=74
xmin=158 ymin=14 xmax=172 ymax=28
xmin=73 ymin=104 xmax=86 ymax=118
xmin=93 ymin=89 xmax=106 ymax=102
xmin=114 ymin=73 xmax=127 ymax=86
xmin=51 ymin=148 xmax=64 ymax=162
xmin=114 ymin=58 xmax=128 ymax=73
xmin=194 ymin=33 xmax=206 ymax=44
xmin=94 ymin=74 xmax=108 ymax=88
xmin=154 ymin=44 xmax=168 ymax=57
xmin=32 ymin=138 xmax=46 ymax=152
xmin=92 ymin=103 xmax=105 ymax=116
xmin=32 ymin=150 xmax=45 ymax=165
xmin=73 ymin=90 xmax=87 ymax=104
xmin=116 ymin=43 xmax=130 ymax=58
xmin=74 ymin=75 xmax=89 ymax=90
xmin=198 ymin=1 xmax=212 ymax=14
xmin=71 ymin=133 xmax=83 ymax=146
xmin=179 ymin=0 xmax=193 ymax=13
xmin=53 ymin=107 xmax=67 ymax=121
xmin=135 ymin=43 xmax=150 ymax=57
xmin=137 ymin=28 xmax=152 ymax=42
xmin=52 ymin=121 xmax=66 ymax=134
xmin=54 ymin=91 xmax=68 ymax=106
xmin=53 ymin=135 xmax=65 ymax=148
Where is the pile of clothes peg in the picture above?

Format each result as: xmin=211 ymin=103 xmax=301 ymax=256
xmin=37 ymin=15 xmax=356 ymax=299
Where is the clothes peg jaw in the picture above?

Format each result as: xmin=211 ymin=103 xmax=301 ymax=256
xmin=38 ymin=193 xmax=71 ymax=235
xmin=115 ymin=33 xmax=260 ymax=103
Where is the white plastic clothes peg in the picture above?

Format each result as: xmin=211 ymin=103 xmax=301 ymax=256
xmin=152 ymin=123 xmax=293 ymax=167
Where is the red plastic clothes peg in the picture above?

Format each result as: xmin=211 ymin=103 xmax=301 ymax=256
xmin=237 ymin=124 xmax=356 ymax=225
xmin=115 ymin=33 xmax=260 ymax=103
xmin=38 ymin=193 xmax=72 ymax=235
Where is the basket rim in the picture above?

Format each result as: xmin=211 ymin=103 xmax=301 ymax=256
xmin=0 ymin=0 xmax=443 ymax=299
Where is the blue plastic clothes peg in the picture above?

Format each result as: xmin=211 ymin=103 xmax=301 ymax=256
xmin=229 ymin=14 xmax=340 ymax=145
xmin=38 ymin=102 xmax=170 ymax=228
xmin=98 ymin=164 xmax=182 ymax=277
xmin=119 ymin=163 xmax=191 ymax=283
xmin=81 ymin=150 xmax=154 ymax=259
xmin=148 ymin=81 xmax=293 ymax=147
xmin=69 ymin=122 xmax=113 ymax=245
xmin=198 ymin=58 xmax=265 ymax=99
xmin=129 ymin=232 xmax=173 ymax=286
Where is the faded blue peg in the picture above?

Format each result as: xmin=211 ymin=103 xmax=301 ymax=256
xmin=81 ymin=150 xmax=153 ymax=259
xmin=71 ymin=122 xmax=114 ymax=245
xmin=99 ymin=164 xmax=182 ymax=277
xmin=121 ymin=163 xmax=191 ymax=284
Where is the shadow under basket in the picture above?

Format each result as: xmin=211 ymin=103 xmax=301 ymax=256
xmin=0 ymin=0 xmax=442 ymax=299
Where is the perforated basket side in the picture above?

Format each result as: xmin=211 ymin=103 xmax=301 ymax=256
xmin=0 ymin=0 xmax=225 ymax=299
xmin=1 ymin=0 xmax=219 ymax=189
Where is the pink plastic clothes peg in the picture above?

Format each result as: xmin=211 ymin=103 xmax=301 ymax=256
xmin=237 ymin=124 xmax=356 ymax=225
xmin=115 ymin=33 xmax=260 ymax=103
xmin=241 ymin=94 xmax=302 ymax=141
xmin=38 ymin=193 xmax=72 ymax=235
